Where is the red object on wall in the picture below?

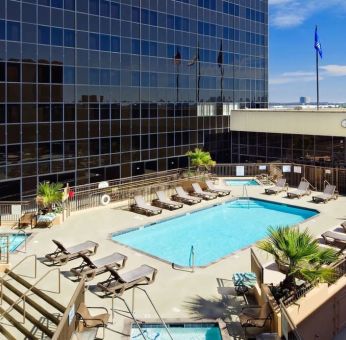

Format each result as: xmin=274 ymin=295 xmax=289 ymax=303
xmin=68 ymin=190 xmax=75 ymax=199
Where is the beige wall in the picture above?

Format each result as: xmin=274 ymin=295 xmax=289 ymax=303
xmin=230 ymin=109 xmax=346 ymax=137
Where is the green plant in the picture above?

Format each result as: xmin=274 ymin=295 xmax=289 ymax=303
xmin=37 ymin=182 xmax=63 ymax=212
xmin=186 ymin=148 xmax=216 ymax=172
xmin=257 ymin=226 xmax=338 ymax=289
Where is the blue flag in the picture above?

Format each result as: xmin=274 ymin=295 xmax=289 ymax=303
xmin=314 ymin=26 xmax=322 ymax=59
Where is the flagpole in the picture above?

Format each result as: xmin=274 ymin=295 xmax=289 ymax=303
xmin=316 ymin=49 xmax=319 ymax=110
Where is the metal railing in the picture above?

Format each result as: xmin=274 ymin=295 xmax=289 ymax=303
xmin=330 ymin=257 xmax=346 ymax=282
xmin=0 ymin=267 xmax=61 ymax=323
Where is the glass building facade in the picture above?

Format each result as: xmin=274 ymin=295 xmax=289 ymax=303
xmin=0 ymin=0 xmax=268 ymax=200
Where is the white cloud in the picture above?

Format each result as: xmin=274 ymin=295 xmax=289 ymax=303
xmin=270 ymin=64 xmax=346 ymax=85
xmin=269 ymin=0 xmax=346 ymax=28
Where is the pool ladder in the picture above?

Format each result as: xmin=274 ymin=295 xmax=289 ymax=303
xmin=112 ymin=287 xmax=173 ymax=340
xmin=241 ymin=185 xmax=250 ymax=209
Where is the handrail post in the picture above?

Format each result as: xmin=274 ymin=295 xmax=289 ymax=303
xmin=190 ymin=245 xmax=195 ymax=273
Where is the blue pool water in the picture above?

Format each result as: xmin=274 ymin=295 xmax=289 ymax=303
xmin=113 ymin=199 xmax=318 ymax=267
xmin=225 ymin=179 xmax=259 ymax=186
xmin=131 ymin=323 xmax=222 ymax=340
xmin=0 ymin=234 xmax=28 ymax=252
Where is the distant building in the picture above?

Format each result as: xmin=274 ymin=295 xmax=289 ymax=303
xmin=300 ymin=97 xmax=310 ymax=105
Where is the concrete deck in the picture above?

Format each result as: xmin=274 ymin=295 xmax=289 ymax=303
xmin=6 ymin=179 xmax=346 ymax=339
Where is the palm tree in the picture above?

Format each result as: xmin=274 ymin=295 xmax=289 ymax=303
xmin=186 ymin=148 xmax=216 ymax=173
xmin=257 ymin=226 xmax=338 ymax=289
xmin=37 ymin=182 xmax=63 ymax=212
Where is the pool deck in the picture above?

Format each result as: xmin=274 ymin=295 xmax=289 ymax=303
xmin=5 ymin=178 xmax=346 ymax=339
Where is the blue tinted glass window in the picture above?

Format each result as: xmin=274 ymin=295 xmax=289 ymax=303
xmin=132 ymin=39 xmax=140 ymax=54
xmin=100 ymin=0 xmax=110 ymax=16
xmin=110 ymin=3 xmax=120 ymax=18
xmin=198 ymin=21 xmax=203 ymax=34
xmin=38 ymin=25 xmax=50 ymax=44
xmin=64 ymin=29 xmax=75 ymax=47
xmin=100 ymin=69 xmax=110 ymax=85
xmin=111 ymin=36 xmax=120 ymax=52
xmin=132 ymin=7 xmax=140 ymax=23
xmin=64 ymin=67 xmax=75 ymax=84
xmin=89 ymin=33 xmax=99 ymax=50
xmin=51 ymin=27 xmax=63 ymax=46
xmin=141 ymin=40 xmax=149 ymax=56
xmin=89 ymin=68 xmax=99 ymax=85
xmin=141 ymin=72 xmax=149 ymax=87
xmin=51 ymin=0 xmax=63 ymax=8
xmin=150 ymin=11 xmax=157 ymax=26
xmin=132 ymin=71 xmax=140 ymax=86
xmin=141 ymin=9 xmax=149 ymax=24
xmin=7 ymin=21 xmax=20 ymax=41
xmin=150 ymin=73 xmax=157 ymax=87
xmin=64 ymin=0 xmax=75 ymax=11
xmin=0 ymin=20 xmax=4 ymax=40
xmin=182 ymin=18 xmax=189 ymax=31
xmin=167 ymin=44 xmax=174 ymax=58
xmin=149 ymin=42 xmax=157 ymax=56
xmin=167 ymin=15 xmax=174 ymax=29
xmin=100 ymin=34 xmax=110 ymax=51
xmin=175 ymin=17 xmax=181 ymax=30
xmin=111 ymin=70 xmax=120 ymax=85
xmin=89 ymin=0 xmax=99 ymax=15
xmin=210 ymin=24 xmax=216 ymax=36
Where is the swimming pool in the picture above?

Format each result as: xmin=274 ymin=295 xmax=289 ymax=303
xmin=225 ymin=179 xmax=259 ymax=186
xmin=113 ymin=199 xmax=318 ymax=267
xmin=131 ymin=323 xmax=222 ymax=340
xmin=0 ymin=233 xmax=29 ymax=252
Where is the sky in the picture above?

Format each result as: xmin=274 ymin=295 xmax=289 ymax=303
xmin=269 ymin=0 xmax=346 ymax=103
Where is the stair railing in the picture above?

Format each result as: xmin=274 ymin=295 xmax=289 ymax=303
xmin=0 ymin=267 xmax=61 ymax=323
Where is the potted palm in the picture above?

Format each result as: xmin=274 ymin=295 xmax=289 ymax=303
xmin=186 ymin=148 xmax=216 ymax=175
xmin=257 ymin=226 xmax=338 ymax=295
xmin=36 ymin=182 xmax=63 ymax=213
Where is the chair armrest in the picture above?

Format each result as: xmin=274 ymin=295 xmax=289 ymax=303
xmin=77 ymin=316 xmax=107 ymax=327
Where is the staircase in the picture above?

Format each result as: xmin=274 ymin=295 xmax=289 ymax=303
xmin=0 ymin=256 xmax=82 ymax=340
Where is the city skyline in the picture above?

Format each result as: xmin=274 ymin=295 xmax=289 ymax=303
xmin=269 ymin=0 xmax=346 ymax=103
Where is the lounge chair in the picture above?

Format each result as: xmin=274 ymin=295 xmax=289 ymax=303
xmin=171 ymin=186 xmax=201 ymax=205
xmin=312 ymin=184 xmax=338 ymax=203
xmin=131 ymin=195 xmax=162 ymax=216
xmin=321 ymin=231 xmax=346 ymax=250
xmin=205 ymin=180 xmax=231 ymax=196
xmin=97 ymin=264 xmax=157 ymax=296
xmin=287 ymin=181 xmax=311 ymax=199
xmin=191 ymin=183 xmax=217 ymax=200
xmin=239 ymin=302 xmax=272 ymax=336
xmin=45 ymin=240 xmax=99 ymax=265
xmin=18 ymin=212 xmax=36 ymax=228
xmin=70 ymin=252 xmax=127 ymax=281
xmin=35 ymin=212 xmax=56 ymax=228
xmin=76 ymin=303 xmax=109 ymax=339
xmin=264 ymin=178 xmax=287 ymax=195
xmin=341 ymin=221 xmax=346 ymax=233
xmin=152 ymin=191 xmax=183 ymax=210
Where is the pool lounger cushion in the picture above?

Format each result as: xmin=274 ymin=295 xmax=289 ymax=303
xmin=264 ymin=178 xmax=287 ymax=195
xmin=287 ymin=181 xmax=311 ymax=199
xmin=312 ymin=185 xmax=338 ymax=203
xmin=97 ymin=264 xmax=157 ymax=296
xmin=322 ymin=231 xmax=346 ymax=245
xmin=171 ymin=186 xmax=202 ymax=205
xmin=70 ymin=252 xmax=127 ymax=281
xmin=191 ymin=183 xmax=217 ymax=200
xmin=205 ymin=180 xmax=231 ymax=196
xmin=45 ymin=240 xmax=99 ymax=265
xmin=152 ymin=191 xmax=183 ymax=210
xmin=131 ymin=195 xmax=162 ymax=216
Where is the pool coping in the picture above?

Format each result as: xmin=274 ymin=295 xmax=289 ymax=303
xmin=109 ymin=197 xmax=320 ymax=270
xmin=122 ymin=318 xmax=231 ymax=340
xmin=0 ymin=231 xmax=35 ymax=254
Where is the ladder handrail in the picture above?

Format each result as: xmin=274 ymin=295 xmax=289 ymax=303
xmin=11 ymin=230 xmax=27 ymax=253
xmin=135 ymin=287 xmax=173 ymax=340
xmin=0 ymin=254 xmax=37 ymax=286
xmin=0 ymin=267 xmax=61 ymax=323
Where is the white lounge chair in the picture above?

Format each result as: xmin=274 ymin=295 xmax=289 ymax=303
xmin=97 ymin=264 xmax=157 ymax=296
xmin=131 ymin=195 xmax=162 ymax=216
xmin=191 ymin=183 xmax=217 ymax=200
xmin=171 ymin=186 xmax=201 ymax=205
xmin=152 ymin=191 xmax=183 ymax=210
xmin=287 ymin=181 xmax=310 ymax=199
xmin=70 ymin=252 xmax=127 ymax=281
xmin=205 ymin=180 xmax=231 ymax=196
xmin=264 ymin=178 xmax=287 ymax=195
xmin=312 ymin=185 xmax=338 ymax=203
xmin=321 ymin=231 xmax=346 ymax=251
